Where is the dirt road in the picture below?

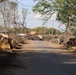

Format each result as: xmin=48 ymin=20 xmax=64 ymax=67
xmin=0 ymin=40 xmax=76 ymax=75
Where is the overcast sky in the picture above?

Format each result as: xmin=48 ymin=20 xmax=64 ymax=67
xmin=17 ymin=0 xmax=64 ymax=30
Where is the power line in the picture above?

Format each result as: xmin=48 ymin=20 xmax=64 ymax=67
xmin=16 ymin=0 xmax=33 ymax=7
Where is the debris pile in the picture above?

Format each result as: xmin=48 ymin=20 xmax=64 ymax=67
xmin=28 ymin=34 xmax=43 ymax=40
xmin=65 ymin=38 xmax=76 ymax=48
xmin=14 ymin=34 xmax=27 ymax=44
xmin=63 ymin=38 xmax=76 ymax=52
xmin=0 ymin=33 xmax=27 ymax=52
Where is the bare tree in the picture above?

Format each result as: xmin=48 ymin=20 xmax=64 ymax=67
xmin=0 ymin=0 xmax=29 ymax=34
xmin=0 ymin=0 xmax=6 ymax=2
xmin=0 ymin=1 xmax=9 ymax=27
xmin=21 ymin=8 xmax=29 ymax=33
xmin=9 ymin=1 xmax=18 ymax=27
xmin=0 ymin=1 xmax=18 ymax=27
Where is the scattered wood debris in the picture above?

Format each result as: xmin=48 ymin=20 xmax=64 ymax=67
xmin=0 ymin=33 xmax=27 ymax=52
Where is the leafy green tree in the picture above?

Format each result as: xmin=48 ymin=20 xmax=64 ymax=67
xmin=56 ymin=0 xmax=76 ymax=33
xmin=27 ymin=27 xmax=61 ymax=35
xmin=33 ymin=0 xmax=56 ymax=24
xmin=33 ymin=0 xmax=76 ymax=36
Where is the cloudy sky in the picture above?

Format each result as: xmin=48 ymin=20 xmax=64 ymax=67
xmin=17 ymin=0 xmax=63 ymax=30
